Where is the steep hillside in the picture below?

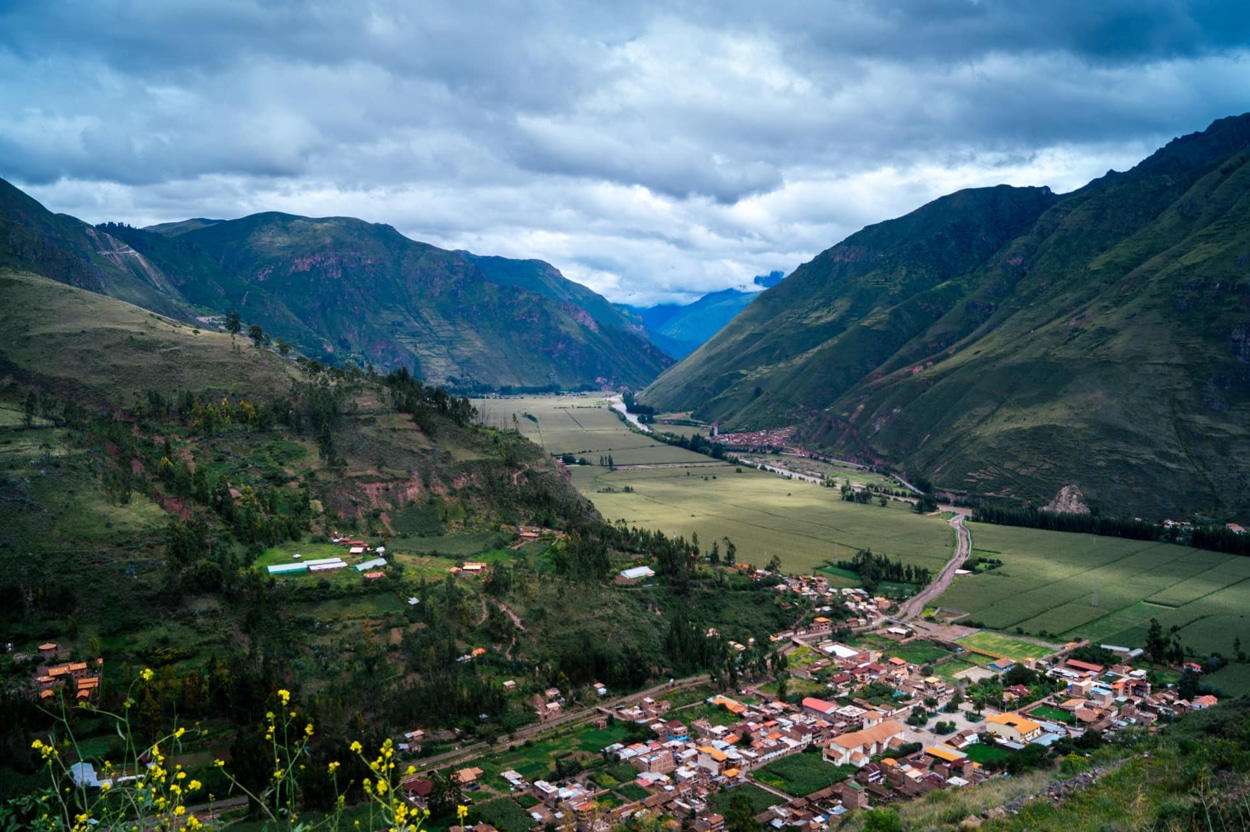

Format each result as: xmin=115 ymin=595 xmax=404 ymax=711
xmin=460 ymin=252 xmax=641 ymax=332
xmin=0 ymin=179 xmax=195 ymax=320
xmin=645 ymin=114 xmax=1250 ymax=519
xmin=0 ymin=180 xmax=670 ymax=390
xmin=158 ymin=213 xmax=669 ymax=389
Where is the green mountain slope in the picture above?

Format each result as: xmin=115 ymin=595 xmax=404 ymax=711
xmin=158 ymin=212 xmax=670 ymax=389
xmin=0 ymin=180 xmax=669 ymax=390
xmin=0 ymin=179 xmax=195 ymax=320
xmin=460 ymin=252 xmax=640 ymax=331
xmin=645 ymin=114 xmax=1250 ymax=519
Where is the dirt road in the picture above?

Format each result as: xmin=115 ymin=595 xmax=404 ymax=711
xmin=898 ymin=513 xmax=971 ymax=621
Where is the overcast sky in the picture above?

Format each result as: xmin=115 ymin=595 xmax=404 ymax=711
xmin=2 ymin=1 xmax=1248 ymax=305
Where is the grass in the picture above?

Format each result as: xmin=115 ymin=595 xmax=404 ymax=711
xmin=753 ymin=752 xmax=854 ymax=796
xmin=473 ymin=722 xmax=634 ymax=790
xmin=963 ymin=743 xmax=1012 ymax=764
xmin=577 ymin=465 xmax=952 ymax=575
xmin=1029 ymin=705 xmax=1077 ymax=725
xmin=1203 ymin=662 xmax=1250 ymax=697
xmin=937 ymin=524 xmax=1250 ymax=690
xmin=956 ymin=631 xmax=1058 ymax=662
xmin=474 ymin=395 xmax=956 ymax=576
xmin=474 ymin=798 xmax=536 ymax=832
xmin=474 ymin=396 xmax=711 ymax=467
xmin=707 ymin=783 xmax=781 ymax=815
xmin=883 ymin=640 xmax=954 ymax=666
xmin=0 ymin=271 xmax=297 ymax=404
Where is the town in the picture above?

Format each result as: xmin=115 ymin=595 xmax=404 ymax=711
xmin=387 ymin=570 xmax=1216 ymax=832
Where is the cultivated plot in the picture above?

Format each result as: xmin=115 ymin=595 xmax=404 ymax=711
xmin=578 ymin=464 xmax=953 ymax=575
xmin=937 ymin=523 xmax=1250 ymax=667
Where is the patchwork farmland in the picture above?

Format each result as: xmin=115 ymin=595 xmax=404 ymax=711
xmin=937 ymin=524 xmax=1250 ymax=663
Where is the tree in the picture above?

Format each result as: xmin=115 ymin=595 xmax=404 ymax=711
xmin=22 ymin=390 xmax=38 ymax=428
xmin=276 ymin=339 xmax=291 ymax=356
xmin=725 ymin=792 xmax=762 ymax=832
xmin=1145 ymin=618 xmax=1166 ymax=663
xmin=247 ymin=324 xmax=267 ymax=348
xmin=1178 ymin=667 xmax=1201 ymax=700
xmin=766 ymin=554 xmax=782 ymax=574
xmin=224 ymin=311 xmax=241 ymax=336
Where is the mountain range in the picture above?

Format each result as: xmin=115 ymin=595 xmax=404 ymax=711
xmin=644 ymin=114 xmax=1250 ymax=520
xmin=0 ymin=180 xmax=671 ymax=391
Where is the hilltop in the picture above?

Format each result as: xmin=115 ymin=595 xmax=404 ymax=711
xmin=0 ymin=179 xmax=670 ymax=390
xmin=644 ymin=114 xmax=1250 ymax=521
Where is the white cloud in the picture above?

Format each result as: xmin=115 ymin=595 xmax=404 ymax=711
xmin=1 ymin=2 xmax=1247 ymax=305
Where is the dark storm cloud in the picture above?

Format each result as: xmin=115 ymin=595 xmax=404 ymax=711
xmin=0 ymin=0 xmax=1245 ymax=303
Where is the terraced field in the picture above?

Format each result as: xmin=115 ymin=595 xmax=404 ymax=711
xmin=938 ymin=524 xmax=1250 ymax=676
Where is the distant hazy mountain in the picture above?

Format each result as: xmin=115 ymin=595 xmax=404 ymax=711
xmin=628 ymin=285 xmax=770 ymax=359
xmin=0 ymin=180 xmax=670 ymax=390
xmin=645 ymin=114 xmax=1250 ymax=520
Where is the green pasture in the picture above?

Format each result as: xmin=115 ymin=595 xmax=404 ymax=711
xmin=963 ymin=744 xmax=1012 ymax=765
xmin=1029 ymin=705 xmax=1076 ymax=725
xmin=1204 ymin=663 xmax=1250 ymax=697
xmin=575 ymin=465 xmax=954 ymax=575
xmin=937 ymin=524 xmax=1250 ymax=683
xmin=956 ymin=631 xmax=1058 ymax=662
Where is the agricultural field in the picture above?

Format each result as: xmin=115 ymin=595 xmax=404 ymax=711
xmin=473 ymin=395 xmax=956 ymax=575
xmin=708 ymin=783 xmax=782 ymax=816
xmin=475 ymin=395 xmax=711 ymax=467
xmin=937 ymin=524 xmax=1250 ymax=686
xmin=753 ymin=752 xmax=855 ymax=796
xmin=955 ymin=631 xmax=1058 ymax=662
xmin=583 ymin=465 xmax=953 ymax=575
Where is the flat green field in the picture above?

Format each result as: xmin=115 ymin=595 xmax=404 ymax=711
xmin=956 ymin=631 xmax=1058 ymax=662
xmin=476 ymin=396 xmax=955 ymax=575
xmin=578 ymin=465 xmax=953 ymax=575
xmin=938 ymin=524 xmax=1250 ymax=677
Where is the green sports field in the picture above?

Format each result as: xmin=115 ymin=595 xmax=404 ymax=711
xmin=938 ymin=523 xmax=1250 ymax=676
xmin=956 ymin=631 xmax=1059 ymax=662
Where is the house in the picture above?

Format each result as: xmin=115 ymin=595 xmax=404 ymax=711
xmin=835 ymin=780 xmax=869 ymax=810
xmin=401 ymin=776 xmax=434 ymax=808
xmin=1065 ymin=659 xmax=1104 ymax=675
xmin=984 ymin=713 xmax=1042 ymax=744
xmin=696 ymin=746 xmax=727 ymax=775
xmin=801 ymin=697 xmax=838 ymax=718
xmin=823 ymin=720 xmax=907 ymax=767
xmin=619 ymin=566 xmax=656 ymax=582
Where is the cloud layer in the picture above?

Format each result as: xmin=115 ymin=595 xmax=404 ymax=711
xmin=2 ymin=1 xmax=1247 ymax=304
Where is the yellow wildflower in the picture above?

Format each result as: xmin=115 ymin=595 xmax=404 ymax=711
xmin=305 ymin=722 xmax=315 ymax=737
xmin=350 ymin=741 xmax=363 ymax=754
xmin=277 ymin=689 xmax=291 ymax=706
xmin=328 ymin=761 xmax=341 ymax=774
xmin=140 ymin=668 xmax=154 ymax=682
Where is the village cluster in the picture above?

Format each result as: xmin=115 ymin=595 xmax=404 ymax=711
xmin=391 ymin=569 xmax=1221 ymax=832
